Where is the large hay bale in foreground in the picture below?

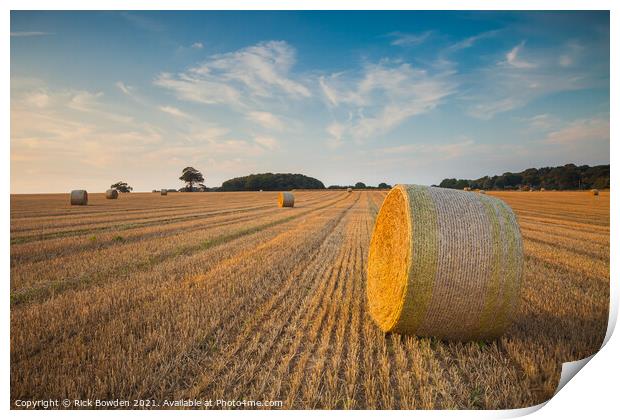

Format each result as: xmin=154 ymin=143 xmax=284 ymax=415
xmin=70 ymin=190 xmax=88 ymax=205
xmin=106 ymin=189 xmax=118 ymax=199
xmin=161 ymin=189 xmax=168 ymax=196
xmin=591 ymin=189 xmax=599 ymax=196
xmin=278 ymin=192 xmax=294 ymax=207
xmin=367 ymin=185 xmax=523 ymax=341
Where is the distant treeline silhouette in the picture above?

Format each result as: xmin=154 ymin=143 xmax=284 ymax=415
xmin=220 ymin=173 xmax=325 ymax=191
xmin=328 ymin=182 xmax=392 ymax=190
xmin=438 ymin=164 xmax=609 ymax=190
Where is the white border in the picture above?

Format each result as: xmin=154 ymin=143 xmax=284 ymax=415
xmin=3 ymin=1 xmax=616 ymax=419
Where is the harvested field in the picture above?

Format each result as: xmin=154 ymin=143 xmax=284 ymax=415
xmin=10 ymin=190 xmax=609 ymax=409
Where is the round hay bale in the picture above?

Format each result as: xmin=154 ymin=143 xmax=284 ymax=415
xmin=479 ymin=190 xmax=486 ymax=194
xmin=161 ymin=189 xmax=168 ymax=196
xmin=106 ymin=189 xmax=119 ymax=199
xmin=278 ymin=191 xmax=294 ymax=207
xmin=591 ymin=189 xmax=599 ymax=196
xmin=540 ymin=188 xmax=546 ymax=192
xmin=463 ymin=187 xmax=471 ymax=191
xmin=70 ymin=190 xmax=88 ymax=205
xmin=347 ymin=187 xmax=353 ymax=193
xmin=367 ymin=185 xmax=523 ymax=341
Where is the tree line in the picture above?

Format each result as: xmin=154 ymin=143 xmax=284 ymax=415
xmin=112 ymin=169 xmax=392 ymax=192
xmin=220 ymin=173 xmax=325 ymax=191
xmin=438 ymin=164 xmax=610 ymax=191
xmin=328 ymin=182 xmax=392 ymax=189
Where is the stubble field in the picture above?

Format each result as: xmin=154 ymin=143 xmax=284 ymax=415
xmin=10 ymin=190 xmax=609 ymax=409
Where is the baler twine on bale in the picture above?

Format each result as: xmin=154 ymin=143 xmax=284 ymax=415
xmin=367 ymin=185 xmax=523 ymax=341
xmin=278 ymin=192 xmax=295 ymax=207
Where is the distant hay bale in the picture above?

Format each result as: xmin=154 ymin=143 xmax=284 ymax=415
xmin=367 ymin=185 xmax=523 ymax=341
xmin=463 ymin=187 xmax=471 ymax=191
xmin=540 ymin=188 xmax=545 ymax=192
xmin=479 ymin=190 xmax=486 ymax=194
xmin=591 ymin=189 xmax=599 ymax=196
xmin=70 ymin=190 xmax=88 ymax=206
xmin=347 ymin=187 xmax=353 ymax=193
xmin=106 ymin=189 xmax=118 ymax=199
xmin=278 ymin=192 xmax=295 ymax=208
xmin=161 ymin=189 xmax=168 ymax=196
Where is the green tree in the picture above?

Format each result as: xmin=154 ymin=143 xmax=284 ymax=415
xmin=378 ymin=182 xmax=391 ymax=189
xmin=355 ymin=182 xmax=366 ymax=189
xmin=482 ymin=176 xmax=495 ymax=190
xmin=221 ymin=173 xmax=325 ymax=191
xmin=179 ymin=167 xmax=205 ymax=191
xmin=438 ymin=164 xmax=609 ymax=191
xmin=110 ymin=181 xmax=133 ymax=193
xmin=439 ymin=178 xmax=458 ymax=188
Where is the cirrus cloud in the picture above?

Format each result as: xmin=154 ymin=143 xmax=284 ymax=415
xmin=155 ymin=41 xmax=311 ymax=110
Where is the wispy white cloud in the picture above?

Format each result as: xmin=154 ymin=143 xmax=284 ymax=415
xmin=191 ymin=42 xmax=203 ymax=49
xmin=155 ymin=41 xmax=310 ymax=109
xmin=526 ymin=113 xmax=556 ymax=130
xmin=155 ymin=71 xmax=242 ymax=107
xmin=502 ymin=41 xmax=536 ymax=69
xmin=23 ymin=90 xmax=50 ymax=108
xmin=120 ymin=12 xmax=165 ymax=32
xmin=319 ymin=74 xmax=364 ymax=108
xmin=321 ymin=60 xmax=456 ymax=145
xmin=185 ymin=126 xmax=231 ymax=142
xmin=246 ymin=111 xmax=285 ymax=131
xmin=115 ymin=81 xmax=133 ymax=95
xmin=254 ymin=136 xmax=279 ymax=150
xmin=446 ymin=30 xmax=500 ymax=52
xmin=463 ymin=38 xmax=600 ymax=119
xmin=379 ymin=138 xmax=475 ymax=160
xmin=68 ymin=90 xmax=104 ymax=112
xmin=388 ymin=31 xmax=433 ymax=46
xmin=544 ymin=117 xmax=609 ymax=145
xmin=11 ymin=31 xmax=53 ymax=37
xmin=325 ymin=122 xmax=346 ymax=149
xmin=558 ymin=41 xmax=584 ymax=67
xmin=159 ymin=105 xmax=190 ymax=119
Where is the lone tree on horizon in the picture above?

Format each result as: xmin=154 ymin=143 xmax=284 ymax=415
xmin=110 ymin=181 xmax=133 ymax=193
xmin=180 ymin=167 xmax=205 ymax=192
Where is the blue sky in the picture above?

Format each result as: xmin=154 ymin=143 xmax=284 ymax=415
xmin=10 ymin=11 xmax=609 ymax=193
